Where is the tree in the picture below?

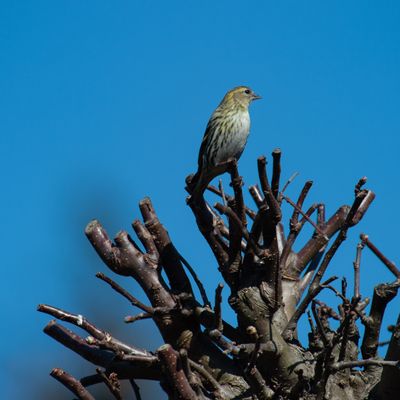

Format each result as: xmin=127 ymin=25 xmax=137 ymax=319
xmin=38 ymin=150 xmax=400 ymax=399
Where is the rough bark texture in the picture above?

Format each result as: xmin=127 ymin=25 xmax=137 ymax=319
xmin=39 ymin=151 xmax=400 ymax=399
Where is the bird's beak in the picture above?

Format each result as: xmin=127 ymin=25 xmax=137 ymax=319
xmin=252 ymin=93 xmax=262 ymax=100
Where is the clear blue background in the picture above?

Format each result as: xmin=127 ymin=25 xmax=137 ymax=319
xmin=1 ymin=1 xmax=400 ymax=398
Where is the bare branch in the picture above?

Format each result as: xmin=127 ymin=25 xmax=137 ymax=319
xmin=85 ymin=220 xmax=124 ymax=274
xmin=43 ymin=320 xmax=160 ymax=380
xmin=351 ymin=190 xmax=375 ymax=226
xmin=228 ymin=158 xmax=246 ymax=226
xmin=307 ymin=310 xmax=316 ymax=336
xmin=271 ymin=148 xmax=282 ymax=200
xmin=330 ymin=359 xmax=399 ymax=372
xmin=132 ymin=219 xmax=159 ymax=258
xmin=130 ymin=379 xmax=142 ymax=400
xmin=361 ymin=281 xmax=400 ymax=359
xmin=249 ymin=184 xmax=264 ymax=209
xmin=280 ymin=171 xmax=300 ymax=200
xmin=311 ymin=301 xmax=329 ymax=346
xmin=214 ymin=202 xmax=263 ymax=258
xmin=218 ymin=179 xmax=227 ymax=206
xmin=354 ymin=176 xmax=368 ymax=195
xmin=295 ymin=205 xmax=350 ymax=275
xmin=214 ymin=283 xmax=224 ymax=332
xmin=157 ymin=344 xmax=197 ymax=400
xmin=257 ymin=156 xmax=281 ymax=224
xmin=353 ymin=241 xmax=364 ymax=300
xmin=291 ymin=180 xmax=313 ymax=225
xmin=38 ymin=304 xmax=151 ymax=357
xmin=280 ymin=198 xmax=319 ymax=277
xmin=139 ymin=197 xmax=194 ymax=295
xmin=187 ymin=195 xmax=230 ymax=282
xmin=50 ymin=368 xmax=95 ymax=400
xmin=361 ymin=233 xmax=400 ymax=279
xmin=195 ymin=306 xmax=241 ymax=342
xmin=96 ymin=369 xmax=122 ymax=400
xmin=244 ymin=366 xmax=274 ymax=400
xmin=188 ymin=359 xmax=222 ymax=395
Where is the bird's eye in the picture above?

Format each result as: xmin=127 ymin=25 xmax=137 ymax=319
xmin=244 ymin=89 xmax=251 ymax=94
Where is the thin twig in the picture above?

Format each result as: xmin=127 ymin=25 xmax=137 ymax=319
xmin=341 ymin=278 xmax=347 ymax=299
xmin=207 ymin=184 xmax=256 ymax=219
xmin=353 ymin=241 xmax=364 ymax=300
xmin=96 ymin=273 xmax=154 ymax=314
xmin=280 ymin=171 xmax=300 ymax=199
xmin=291 ymin=181 xmax=313 ymax=225
xmin=280 ymin=188 xmax=318 ymax=274
xmin=195 ymin=306 xmax=241 ymax=342
xmin=361 ymin=234 xmax=400 ymax=279
xmin=130 ymin=379 xmax=142 ymax=400
xmin=307 ymin=310 xmax=316 ymax=335
xmin=179 ymin=254 xmax=211 ymax=307
xmin=321 ymin=285 xmax=348 ymax=306
xmin=124 ymin=313 xmax=152 ymax=324
xmin=309 ymin=190 xmax=369 ymax=290
xmin=218 ymin=179 xmax=227 ymax=206
xmin=281 ymin=195 xmax=327 ymax=238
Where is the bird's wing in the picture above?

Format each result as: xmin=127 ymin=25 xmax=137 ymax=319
xmin=197 ymin=113 xmax=221 ymax=170
xmin=197 ymin=122 xmax=213 ymax=171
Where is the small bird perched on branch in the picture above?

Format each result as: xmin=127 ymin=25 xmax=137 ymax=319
xmin=187 ymin=86 xmax=261 ymax=200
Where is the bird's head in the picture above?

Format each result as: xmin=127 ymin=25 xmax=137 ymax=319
xmin=220 ymin=86 xmax=261 ymax=110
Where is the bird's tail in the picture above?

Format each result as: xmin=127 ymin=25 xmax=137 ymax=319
xmin=185 ymin=170 xmax=200 ymax=193
xmin=186 ymin=170 xmax=208 ymax=202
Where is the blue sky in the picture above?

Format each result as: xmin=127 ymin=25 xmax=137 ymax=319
xmin=1 ymin=1 xmax=400 ymax=398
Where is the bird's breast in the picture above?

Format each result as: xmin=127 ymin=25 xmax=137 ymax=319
xmin=232 ymin=110 xmax=250 ymax=138
xmin=211 ymin=110 xmax=250 ymax=165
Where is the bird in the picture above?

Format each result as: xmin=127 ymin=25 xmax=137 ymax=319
xmin=187 ymin=86 xmax=261 ymax=200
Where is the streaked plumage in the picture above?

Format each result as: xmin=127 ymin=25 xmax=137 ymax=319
xmin=188 ymin=86 xmax=261 ymax=199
